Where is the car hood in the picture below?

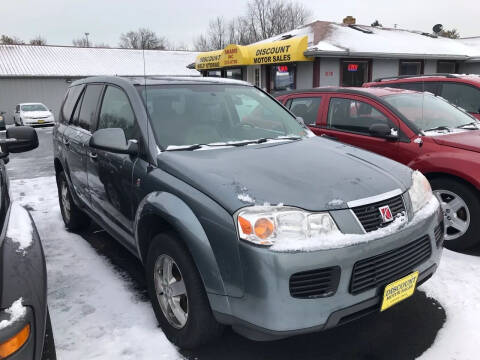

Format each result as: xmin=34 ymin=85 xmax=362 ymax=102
xmin=22 ymin=111 xmax=51 ymax=118
xmin=157 ymin=137 xmax=412 ymax=214
xmin=431 ymin=131 xmax=480 ymax=153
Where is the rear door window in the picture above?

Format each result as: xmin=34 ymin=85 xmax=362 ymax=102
xmin=78 ymin=84 xmax=103 ymax=131
xmin=440 ymin=83 xmax=480 ymax=114
xmin=327 ymin=97 xmax=393 ymax=135
xmin=288 ymin=97 xmax=322 ymax=125
xmin=61 ymin=84 xmax=84 ymax=123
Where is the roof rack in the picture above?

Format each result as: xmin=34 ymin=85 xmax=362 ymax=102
xmin=373 ymin=73 xmax=460 ymax=82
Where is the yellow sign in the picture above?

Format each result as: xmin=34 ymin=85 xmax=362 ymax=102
xmin=381 ymin=271 xmax=419 ymax=312
xmin=195 ymin=49 xmax=223 ymax=70
xmin=194 ymin=36 xmax=312 ymax=70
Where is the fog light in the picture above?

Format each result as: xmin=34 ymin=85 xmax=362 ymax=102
xmin=0 ymin=323 xmax=30 ymax=358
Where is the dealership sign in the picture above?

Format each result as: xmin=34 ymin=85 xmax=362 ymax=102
xmin=195 ymin=36 xmax=312 ymax=70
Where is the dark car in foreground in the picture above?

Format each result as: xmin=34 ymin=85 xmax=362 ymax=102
xmin=364 ymin=73 xmax=480 ymax=120
xmin=54 ymin=76 xmax=442 ymax=349
xmin=0 ymin=127 xmax=55 ymax=359
xmin=277 ymin=87 xmax=480 ymax=251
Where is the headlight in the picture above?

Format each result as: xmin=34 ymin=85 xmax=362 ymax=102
xmin=408 ymin=171 xmax=432 ymax=213
xmin=236 ymin=206 xmax=340 ymax=246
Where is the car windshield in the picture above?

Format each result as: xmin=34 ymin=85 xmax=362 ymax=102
xmin=382 ymin=93 xmax=478 ymax=133
xmin=21 ymin=104 xmax=48 ymax=112
xmin=137 ymin=84 xmax=308 ymax=149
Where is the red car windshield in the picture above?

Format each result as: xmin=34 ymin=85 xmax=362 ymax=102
xmin=383 ymin=93 xmax=479 ymax=133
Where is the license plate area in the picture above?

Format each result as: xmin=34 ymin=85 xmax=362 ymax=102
xmin=381 ymin=271 xmax=419 ymax=311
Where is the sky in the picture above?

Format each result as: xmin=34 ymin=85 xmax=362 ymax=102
xmin=1 ymin=0 xmax=478 ymax=49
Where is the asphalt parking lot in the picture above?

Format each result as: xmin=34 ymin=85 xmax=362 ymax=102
xmin=7 ymin=127 xmax=448 ymax=359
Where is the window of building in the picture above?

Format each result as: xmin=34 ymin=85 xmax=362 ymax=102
xmin=289 ymin=97 xmax=322 ymax=125
xmin=225 ymin=68 xmax=243 ymax=80
xmin=399 ymin=60 xmax=424 ymax=76
xmin=437 ymin=61 xmax=458 ymax=74
xmin=98 ymin=86 xmax=138 ymax=140
xmin=271 ymin=64 xmax=296 ymax=92
xmin=78 ymin=84 xmax=103 ymax=131
xmin=341 ymin=61 xmax=370 ymax=87
xmin=206 ymin=70 xmax=222 ymax=77
xmin=441 ymin=83 xmax=480 ymax=114
xmin=254 ymin=68 xmax=260 ymax=87
xmin=327 ymin=97 xmax=392 ymax=135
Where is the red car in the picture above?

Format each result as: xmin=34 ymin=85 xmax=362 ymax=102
xmin=277 ymin=87 xmax=480 ymax=251
xmin=364 ymin=74 xmax=480 ymax=120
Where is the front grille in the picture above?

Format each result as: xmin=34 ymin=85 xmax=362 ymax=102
xmin=290 ymin=266 xmax=340 ymax=299
xmin=350 ymin=235 xmax=432 ymax=295
xmin=434 ymin=221 xmax=444 ymax=247
xmin=351 ymin=195 xmax=406 ymax=232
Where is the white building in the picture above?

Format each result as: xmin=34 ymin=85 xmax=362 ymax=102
xmin=0 ymin=45 xmax=199 ymax=122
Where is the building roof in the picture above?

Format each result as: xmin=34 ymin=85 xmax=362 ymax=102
xmin=0 ymin=45 xmax=200 ymax=77
xmin=261 ymin=21 xmax=480 ymax=60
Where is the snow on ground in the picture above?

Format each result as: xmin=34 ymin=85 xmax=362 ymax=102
xmin=10 ymin=177 xmax=182 ymax=360
xmin=419 ymin=249 xmax=480 ymax=360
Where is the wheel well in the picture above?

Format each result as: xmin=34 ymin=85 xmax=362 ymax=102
xmin=137 ymin=214 xmax=177 ymax=262
xmin=54 ymin=158 xmax=63 ymax=175
xmin=425 ymin=172 xmax=479 ymax=194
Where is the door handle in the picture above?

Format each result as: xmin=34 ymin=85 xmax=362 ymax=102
xmin=320 ymin=134 xmax=338 ymax=141
xmin=88 ymin=151 xmax=98 ymax=160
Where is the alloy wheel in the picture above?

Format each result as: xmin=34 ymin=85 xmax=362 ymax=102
xmin=154 ymin=254 xmax=189 ymax=329
xmin=434 ymin=189 xmax=470 ymax=241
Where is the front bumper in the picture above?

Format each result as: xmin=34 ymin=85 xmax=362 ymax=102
xmin=212 ymin=204 xmax=443 ymax=340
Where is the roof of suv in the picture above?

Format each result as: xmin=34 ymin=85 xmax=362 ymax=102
xmin=71 ymin=75 xmax=252 ymax=88
xmin=365 ymin=73 xmax=480 ymax=86
xmin=276 ymin=86 xmax=416 ymax=98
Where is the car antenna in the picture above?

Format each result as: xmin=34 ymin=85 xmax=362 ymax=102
xmin=142 ymin=45 xmax=153 ymax=170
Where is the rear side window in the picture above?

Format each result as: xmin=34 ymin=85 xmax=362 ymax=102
xmin=61 ymin=85 xmax=84 ymax=123
xmin=98 ymin=86 xmax=137 ymax=140
xmin=289 ymin=97 xmax=322 ymax=125
xmin=327 ymin=97 xmax=393 ymax=135
xmin=78 ymin=84 xmax=103 ymax=131
xmin=440 ymin=83 xmax=480 ymax=114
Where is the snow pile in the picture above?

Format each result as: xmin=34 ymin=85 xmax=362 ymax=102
xmin=0 ymin=298 xmax=27 ymax=330
xmin=10 ymin=177 xmax=180 ymax=360
xmin=419 ymin=250 xmax=480 ymax=360
xmin=6 ymin=202 xmax=33 ymax=254
xmin=327 ymin=199 xmax=344 ymax=206
xmin=270 ymin=196 xmax=439 ymax=252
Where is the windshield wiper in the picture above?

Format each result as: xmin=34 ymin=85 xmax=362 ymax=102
xmin=457 ymin=122 xmax=480 ymax=129
xmin=423 ymin=126 xmax=451 ymax=133
xmin=165 ymin=144 xmax=204 ymax=151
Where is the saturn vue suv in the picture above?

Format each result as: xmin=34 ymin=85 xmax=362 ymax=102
xmin=53 ymin=76 xmax=443 ymax=349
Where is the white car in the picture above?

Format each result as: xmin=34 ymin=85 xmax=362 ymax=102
xmin=14 ymin=103 xmax=55 ymax=126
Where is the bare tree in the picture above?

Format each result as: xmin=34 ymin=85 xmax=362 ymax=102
xmin=439 ymin=28 xmax=460 ymax=39
xmin=194 ymin=0 xmax=310 ymax=50
xmin=0 ymin=35 xmax=25 ymax=45
xmin=119 ymin=28 xmax=168 ymax=50
xmin=29 ymin=36 xmax=47 ymax=45
xmin=94 ymin=42 xmax=111 ymax=48
xmin=72 ymin=37 xmax=90 ymax=47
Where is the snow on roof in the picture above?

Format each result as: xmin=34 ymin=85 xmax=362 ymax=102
xmin=0 ymin=45 xmax=200 ymax=77
xmin=259 ymin=21 xmax=480 ymax=60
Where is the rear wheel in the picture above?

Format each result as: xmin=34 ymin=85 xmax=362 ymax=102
xmin=146 ymin=233 xmax=223 ymax=349
xmin=56 ymin=171 xmax=90 ymax=231
xmin=430 ymin=177 xmax=480 ymax=251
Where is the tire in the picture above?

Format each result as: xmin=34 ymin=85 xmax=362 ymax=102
xmin=430 ymin=177 xmax=480 ymax=251
xmin=41 ymin=309 xmax=56 ymax=360
xmin=146 ymin=233 xmax=223 ymax=349
xmin=56 ymin=171 xmax=90 ymax=231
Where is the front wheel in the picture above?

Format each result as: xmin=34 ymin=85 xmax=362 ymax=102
xmin=430 ymin=177 xmax=480 ymax=251
xmin=146 ymin=233 xmax=223 ymax=349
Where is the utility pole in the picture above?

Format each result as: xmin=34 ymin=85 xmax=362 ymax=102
xmin=85 ymin=32 xmax=90 ymax=47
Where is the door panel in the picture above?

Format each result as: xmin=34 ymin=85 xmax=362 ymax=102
xmin=321 ymin=95 xmax=401 ymax=161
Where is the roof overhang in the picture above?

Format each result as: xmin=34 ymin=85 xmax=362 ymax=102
xmin=304 ymin=49 xmax=471 ymax=61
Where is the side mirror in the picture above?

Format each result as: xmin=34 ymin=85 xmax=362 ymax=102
xmin=369 ymin=123 xmax=398 ymax=140
xmin=3 ymin=126 xmax=39 ymax=153
xmin=90 ymin=128 xmax=137 ymax=155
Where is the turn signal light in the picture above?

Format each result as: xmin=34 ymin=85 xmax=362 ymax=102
xmin=254 ymin=218 xmax=274 ymax=239
xmin=0 ymin=323 xmax=30 ymax=358
xmin=238 ymin=216 xmax=252 ymax=235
